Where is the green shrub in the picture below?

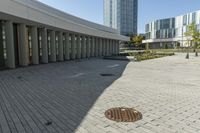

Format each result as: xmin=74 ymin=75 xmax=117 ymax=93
xmin=118 ymin=50 xmax=175 ymax=61
xmin=156 ymin=52 xmax=175 ymax=56
xmin=134 ymin=51 xmax=174 ymax=61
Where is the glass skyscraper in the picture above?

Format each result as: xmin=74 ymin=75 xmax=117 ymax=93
xmin=104 ymin=0 xmax=138 ymax=36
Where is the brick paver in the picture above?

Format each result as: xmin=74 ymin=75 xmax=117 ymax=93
xmin=0 ymin=53 xmax=200 ymax=133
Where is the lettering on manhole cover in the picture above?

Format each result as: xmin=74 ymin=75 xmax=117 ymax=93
xmin=105 ymin=107 xmax=142 ymax=122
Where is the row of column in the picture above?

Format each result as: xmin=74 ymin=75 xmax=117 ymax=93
xmin=0 ymin=20 xmax=120 ymax=69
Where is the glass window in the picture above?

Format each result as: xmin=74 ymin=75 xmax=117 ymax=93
xmin=172 ymin=18 xmax=175 ymax=28
xmin=183 ymin=15 xmax=187 ymax=25
xmin=192 ymin=13 xmax=196 ymax=23
xmin=161 ymin=19 xmax=170 ymax=29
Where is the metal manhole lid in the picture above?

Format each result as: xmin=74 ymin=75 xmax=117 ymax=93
xmin=105 ymin=107 xmax=142 ymax=122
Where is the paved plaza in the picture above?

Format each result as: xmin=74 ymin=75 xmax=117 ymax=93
xmin=0 ymin=53 xmax=200 ymax=133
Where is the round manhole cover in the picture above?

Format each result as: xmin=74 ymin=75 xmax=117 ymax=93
xmin=105 ymin=107 xmax=142 ymax=122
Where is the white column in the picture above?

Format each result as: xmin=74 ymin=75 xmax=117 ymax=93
xmin=97 ymin=38 xmax=100 ymax=56
xmin=71 ymin=34 xmax=75 ymax=60
xmin=94 ymin=38 xmax=96 ymax=57
xmin=146 ymin=43 xmax=149 ymax=50
xmin=113 ymin=40 xmax=115 ymax=54
xmin=82 ymin=35 xmax=86 ymax=58
xmin=86 ymin=36 xmax=90 ymax=58
xmin=102 ymin=39 xmax=105 ymax=56
xmin=76 ymin=34 xmax=81 ymax=59
xmin=107 ymin=39 xmax=109 ymax=55
xmin=95 ymin=38 xmax=99 ymax=57
xmin=64 ymin=33 xmax=70 ymax=60
xmin=31 ymin=26 xmax=39 ymax=65
xmin=114 ymin=40 xmax=117 ymax=55
xmin=110 ymin=40 xmax=113 ymax=55
xmin=50 ymin=30 xmax=56 ymax=62
xmin=173 ymin=42 xmax=176 ymax=48
xmin=111 ymin=40 xmax=113 ymax=54
xmin=109 ymin=40 xmax=111 ymax=55
xmin=18 ymin=24 xmax=29 ymax=66
xmin=58 ymin=31 xmax=64 ymax=61
xmin=117 ymin=41 xmax=120 ymax=54
xmin=160 ymin=42 xmax=163 ymax=49
xmin=106 ymin=39 xmax=109 ymax=56
xmin=101 ymin=38 xmax=104 ymax=56
xmin=0 ymin=22 xmax=4 ymax=66
xmin=41 ymin=28 xmax=48 ymax=63
xmin=90 ymin=37 xmax=95 ymax=57
xmin=99 ymin=38 xmax=102 ymax=56
xmin=112 ymin=40 xmax=115 ymax=54
xmin=5 ymin=21 xmax=15 ymax=68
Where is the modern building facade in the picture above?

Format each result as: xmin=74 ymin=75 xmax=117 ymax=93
xmin=104 ymin=0 xmax=138 ymax=36
xmin=0 ymin=0 xmax=129 ymax=69
xmin=143 ymin=10 xmax=200 ymax=49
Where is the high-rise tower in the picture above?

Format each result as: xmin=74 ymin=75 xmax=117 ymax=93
xmin=104 ymin=0 xmax=138 ymax=36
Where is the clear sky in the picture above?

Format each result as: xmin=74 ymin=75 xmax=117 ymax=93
xmin=37 ymin=0 xmax=200 ymax=33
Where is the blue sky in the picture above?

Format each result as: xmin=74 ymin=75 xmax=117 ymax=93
xmin=37 ymin=0 xmax=200 ymax=33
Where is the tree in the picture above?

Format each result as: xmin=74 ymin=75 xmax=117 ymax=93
xmin=184 ymin=22 xmax=200 ymax=58
xmin=185 ymin=23 xmax=200 ymax=46
xmin=131 ymin=35 xmax=144 ymax=47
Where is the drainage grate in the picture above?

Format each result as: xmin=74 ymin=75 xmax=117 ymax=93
xmin=100 ymin=74 xmax=114 ymax=76
xmin=105 ymin=107 xmax=142 ymax=122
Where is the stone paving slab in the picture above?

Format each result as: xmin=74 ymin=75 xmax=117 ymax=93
xmin=0 ymin=53 xmax=200 ymax=133
xmin=75 ymin=53 xmax=200 ymax=133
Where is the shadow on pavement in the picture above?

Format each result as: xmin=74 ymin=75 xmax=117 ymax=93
xmin=0 ymin=58 xmax=129 ymax=133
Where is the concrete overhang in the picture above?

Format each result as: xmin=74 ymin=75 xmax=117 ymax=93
xmin=0 ymin=0 xmax=129 ymax=41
